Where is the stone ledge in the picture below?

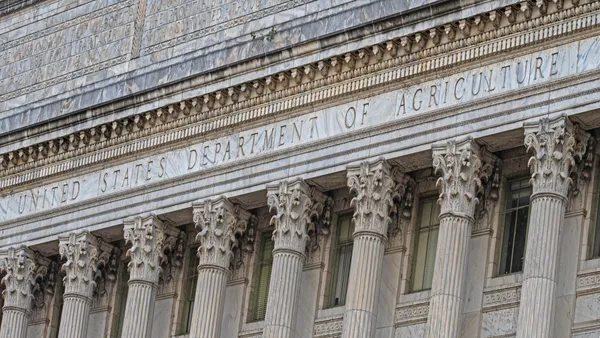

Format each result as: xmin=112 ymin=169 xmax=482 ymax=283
xmin=1 ymin=0 xmax=595 ymax=189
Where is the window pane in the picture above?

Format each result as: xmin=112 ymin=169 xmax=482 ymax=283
xmin=254 ymin=234 xmax=274 ymax=321
xmin=181 ymin=248 xmax=199 ymax=334
xmin=412 ymin=230 xmax=429 ymax=291
xmin=511 ymin=207 xmax=529 ymax=273
xmin=420 ymin=199 xmax=433 ymax=228
xmin=412 ymin=197 xmax=440 ymax=292
xmin=499 ymin=178 xmax=532 ymax=275
xmin=328 ymin=214 xmax=354 ymax=307
xmin=423 ymin=227 xmax=438 ymax=289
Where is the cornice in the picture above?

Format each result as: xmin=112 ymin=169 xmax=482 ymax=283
xmin=2 ymin=62 xmax=599 ymax=232
xmin=0 ymin=0 xmax=597 ymax=190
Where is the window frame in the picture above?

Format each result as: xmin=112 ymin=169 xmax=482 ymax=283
xmin=326 ymin=212 xmax=355 ymax=308
xmin=179 ymin=246 xmax=199 ymax=334
xmin=410 ymin=196 xmax=440 ymax=292
xmin=250 ymin=231 xmax=274 ymax=322
xmin=497 ymin=177 xmax=532 ymax=276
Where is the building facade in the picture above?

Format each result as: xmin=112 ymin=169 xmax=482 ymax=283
xmin=1 ymin=0 xmax=600 ymax=337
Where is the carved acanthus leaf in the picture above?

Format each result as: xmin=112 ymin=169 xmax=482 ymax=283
xmin=432 ymin=138 xmax=483 ymax=218
xmin=267 ymin=179 xmax=322 ymax=254
xmin=524 ymin=115 xmax=589 ymax=198
xmin=124 ymin=215 xmax=178 ymax=283
xmin=59 ymin=232 xmax=99 ymax=297
xmin=0 ymin=246 xmax=44 ymax=311
xmin=347 ymin=159 xmax=404 ymax=237
xmin=193 ymin=197 xmax=250 ymax=270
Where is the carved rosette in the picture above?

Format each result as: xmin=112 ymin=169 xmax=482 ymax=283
xmin=524 ymin=115 xmax=589 ymax=198
xmin=347 ymin=159 xmax=402 ymax=237
xmin=123 ymin=214 xmax=172 ymax=284
xmin=59 ymin=232 xmax=100 ymax=297
xmin=0 ymin=247 xmax=41 ymax=312
xmin=267 ymin=179 xmax=323 ymax=254
xmin=193 ymin=197 xmax=251 ymax=270
xmin=432 ymin=138 xmax=483 ymax=218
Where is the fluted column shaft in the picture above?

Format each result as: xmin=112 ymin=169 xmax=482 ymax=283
xmin=516 ymin=195 xmax=564 ymax=338
xmin=341 ymin=232 xmax=386 ymax=337
xmin=427 ymin=215 xmax=472 ymax=338
xmin=0 ymin=308 xmax=28 ymax=338
xmin=121 ymin=281 xmax=157 ymax=338
xmin=427 ymin=138 xmax=482 ymax=338
xmin=262 ymin=250 xmax=305 ymax=338
xmin=58 ymin=294 xmax=92 ymax=338
xmin=189 ymin=266 xmax=228 ymax=338
xmin=263 ymin=179 xmax=324 ymax=338
xmin=516 ymin=116 xmax=589 ymax=338
xmin=341 ymin=159 xmax=405 ymax=338
xmin=190 ymin=197 xmax=251 ymax=338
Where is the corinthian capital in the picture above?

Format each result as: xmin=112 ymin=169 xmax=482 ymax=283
xmin=0 ymin=247 xmax=43 ymax=311
xmin=267 ymin=179 xmax=323 ymax=254
xmin=192 ymin=197 xmax=251 ymax=270
xmin=524 ymin=115 xmax=589 ymax=198
xmin=432 ymin=138 xmax=483 ymax=218
xmin=124 ymin=214 xmax=179 ymax=283
xmin=59 ymin=231 xmax=99 ymax=297
xmin=347 ymin=159 xmax=405 ymax=237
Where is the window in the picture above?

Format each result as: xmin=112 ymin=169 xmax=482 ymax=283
xmin=411 ymin=197 xmax=440 ymax=291
xmin=114 ymin=270 xmax=129 ymax=337
xmin=180 ymin=248 xmax=199 ymax=334
xmin=327 ymin=214 xmax=354 ymax=307
xmin=253 ymin=233 xmax=274 ymax=321
xmin=499 ymin=178 xmax=532 ymax=275
xmin=592 ymin=174 xmax=600 ymax=257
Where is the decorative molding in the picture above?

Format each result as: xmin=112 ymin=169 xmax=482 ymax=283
xmin=91 ymin=245 xmax=119 ymax=309
xmin=395 ymin=301 xmax=430 ymax=327
xmin=482 ymin=285 xmax=522 ymax=312
xmin=2 ymin=0 xmax=599 ymax=189
xmin=577 ymin=271 xmax=600 ymax=295
xmin=387 ymin=176 xmax=415 ymax=249
xmin=305 ymin=195 xmax=333 ymax=266
xmin=314 ymin=315 xmax=344 ymax=337
xmin=30 ymin=259 xmax=60 ymax=323
xmin=567 ymin=135 xmax=597 ymax=211
xmin=474 ymin=147 xmax=502 ymax=235
xmin=230 ymin=214 xmax=258 ymax=282
xmin=157 ymin=232 xmax=186 ymax=297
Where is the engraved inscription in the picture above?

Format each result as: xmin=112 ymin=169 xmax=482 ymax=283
xmin=0 ymin=47 xmax=568 ymax=222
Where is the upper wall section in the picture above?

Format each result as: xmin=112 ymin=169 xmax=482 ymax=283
xmin=0 ymin=0 xmax=462 ymax=137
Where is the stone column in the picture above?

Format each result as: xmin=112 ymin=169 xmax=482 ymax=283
xmin=58 ymin=232 xmax=101 ymax=338
xmin=189 ymin=197 xmax=250 ymax=338
xmin=121 ymin=214 xmax=179 ymax=338
xmin=0 ymin=247 xmax=44 ymax=338
xmin=263 ymin=179 xmax=323 ymax=338
xmin=427 ymin=138 xmax=482 ymax=338
xmin=516 ymin=116 xmax=589 ymax=338
xmin=341 ymin=159 xmax=405 ymax=338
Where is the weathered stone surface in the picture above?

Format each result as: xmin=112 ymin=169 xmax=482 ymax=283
xmin=0 ymin=1 xmax=600 ymax=337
